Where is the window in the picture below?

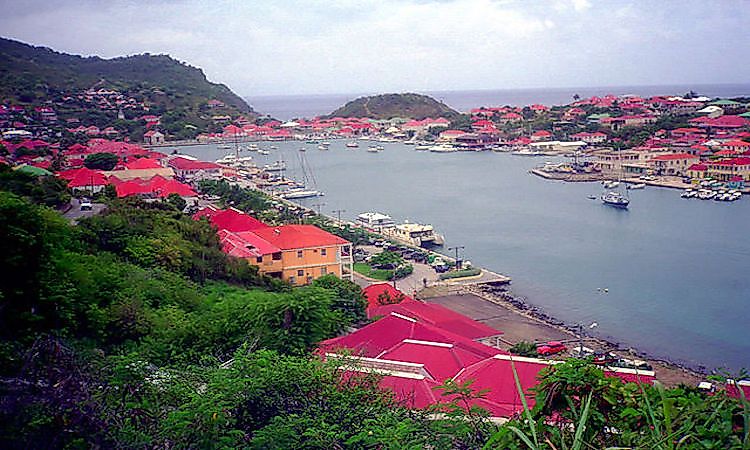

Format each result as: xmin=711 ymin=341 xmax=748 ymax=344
xmin=256 ymin=256 xmax=262 ymax=263
xmin=321 ymin=248 xmax=327 ymax=256
xmin=289 ymin=276 xmax=295 ymax=284
xmin=297 ymin=269 xmax=304 ymax=277
xmin=272 ymin=252 xmax=282 ymax=260
xmin=297 ymin=250 xmax=303 ymax=258
xmin=321 ymin=267 xmax=327 ymax=275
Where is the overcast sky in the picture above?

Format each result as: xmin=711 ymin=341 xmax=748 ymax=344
xmin=1 ymin=0 xmax=748 ymax=97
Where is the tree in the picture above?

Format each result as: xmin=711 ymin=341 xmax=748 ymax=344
xmin=311 ymin=274 xmax=368 ymax=327
xmin=165 ymin=193 xmax=187 ymax=212
xmin=84 ymin=152 xmax=119 ymax=170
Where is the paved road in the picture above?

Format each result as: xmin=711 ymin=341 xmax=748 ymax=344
xmin=63 ymin=198 xmax=106 ymax=222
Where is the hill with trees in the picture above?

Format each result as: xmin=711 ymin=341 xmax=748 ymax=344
xmin=328 ymin=93 xmax=459 ymax=119
xmin=0 ymin=37 xmax=255 ymax=139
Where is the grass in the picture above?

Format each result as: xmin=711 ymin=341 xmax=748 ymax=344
xmin=353 ymin=263 xmax=394 ymax=281
xmin=438 ymin=267 xmax=481 ymax=280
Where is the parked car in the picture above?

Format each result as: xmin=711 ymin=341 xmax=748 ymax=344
xmin=537 ymin=341 xmax=567 ymax=356
xmin=80 ymin=199 xmax=93 ymax=211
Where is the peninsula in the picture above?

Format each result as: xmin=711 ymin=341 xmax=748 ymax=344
xmin=327 ymin=92 xmax=459 ymax=120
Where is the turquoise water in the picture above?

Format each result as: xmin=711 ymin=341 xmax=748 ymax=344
xmin=181 ymin=141 xmax=750 ymax=372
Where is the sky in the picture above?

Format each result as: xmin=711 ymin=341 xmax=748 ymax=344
xmin=1 ymin=0 xmax=749 ymax=97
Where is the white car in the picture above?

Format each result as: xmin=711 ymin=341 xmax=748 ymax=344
xmin=80 ymin=200 xmax=93 ymax=211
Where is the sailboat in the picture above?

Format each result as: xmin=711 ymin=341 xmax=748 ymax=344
xmin=601 ymin=150 xmax=630 ymax=209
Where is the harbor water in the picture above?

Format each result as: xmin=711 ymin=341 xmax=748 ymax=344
xmin=180 ymin=141 xmax=750 ymax=372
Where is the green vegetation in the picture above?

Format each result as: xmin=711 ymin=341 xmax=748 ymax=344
xmin=328 ymin=93 xmax=459 ymax=119
xmin=1 ymin=176 xmax=748 ymax=449
xmin=83 ymin=151 xmax=119 ymax=170
xmin=0 ymin=164 xmax=70 ymax=208
xmin=353 ymin=262 xmax=394 ymax=281
xmin=510 ymin=340 xmax=539 ymax=357
xmin=0 ymin=37 xmax=255 ymax=138
xmin=438 ymin=267 xmax=481 ymax=280
xmin=354 ymin=251 xmax=413 ymax=281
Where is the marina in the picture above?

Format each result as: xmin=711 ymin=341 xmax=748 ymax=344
xmin=180 ymin=140 xmax=750 ymax=372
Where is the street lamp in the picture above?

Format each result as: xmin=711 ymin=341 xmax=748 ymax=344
xmin=448 ymin=245 xmax=465 ymax=270
xmin=577 ymin=321 xmax=598 ymax=357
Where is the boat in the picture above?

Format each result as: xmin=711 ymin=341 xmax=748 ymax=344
xmin=511 ymin=149 xmax=543 ymax=156
xmin=681 ymin=189 xmax=696 ymax=198
xmin=321 ymin=141 xmax=331 ymax=146
xmin=602 ymin=180 xmax=620 ymax=189
xmin=601 ymin=191 xmax=630 ymax=208
xmin=258 ymin=149 xmax=270 ymax=155
xmin=627 ymin=183 xmax=646 ymax=190
xmin=280 ymin=188 xmax=324 ymax=199
xmin=587 ymin=195 xmax=597 ymax=200
xmin=217 ymin=144 xmax=232 ymax=150
xmin=305 ymin=140 xmax=318 ymax=144
xmin=429 ymin=144 xmax=456 ymax=153
xmin=382 ymin=221 xmax=445 ymax=247
xmin=415 ymin=143 xmax=431 ymax=151
xmin=317 ymin=145 xmax=329 ymax=150
xmin=346 ymin=141 xmax=359 ymax=148
xmin=367 ymin=146 xmax=381 ymax=153
xmin=263 ymin=160 xmax=287 ymax=172
xmin=356 ymin=212 xmax=395 ymax=230
xmin=299 ymin=147 xmax=306 ymax=152
xmin=269 ymin=145 xmax=279 ymax=150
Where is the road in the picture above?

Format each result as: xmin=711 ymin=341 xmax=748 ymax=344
xmin=63 ymin=198 xmax=106 ymax=223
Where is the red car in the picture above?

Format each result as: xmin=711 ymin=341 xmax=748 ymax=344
xmin=537 ymin=341 xmax=567 ymax=356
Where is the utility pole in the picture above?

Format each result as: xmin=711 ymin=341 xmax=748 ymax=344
xmin=312 ymin=202 xmax=325 ymax=216
xmin=332 ymin=209 xmax=346 ymax=225
xmin=448 ymin=245 xmax=465 ymax=270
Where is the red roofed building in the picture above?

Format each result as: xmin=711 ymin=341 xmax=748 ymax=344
xmin=57 ymin=167 xmax=108 ymax=193
xmin=649 ymin=152 xmax=699 ymax=175
xmin=167 ymin=156 xmax=222 ymax=179
xmin=363 ymin=283 xmax=413 ymax=311
xmin=193 ymin=208 xmax=353 ymax=285
xmin=571 ymin=131 xmax=607 ymax=144
xmin=701 ymin=157 xmax=750 ymax=182
xmin=125 ymin=157 xmax=162 ymax=170
xmin=718 ymin=139 xmax=750 ymax=153
xmin=531 ymin=130 xmax=552 ymax=141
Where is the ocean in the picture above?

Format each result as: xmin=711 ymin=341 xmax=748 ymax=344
xmin=245 ymin=83 xmax=750 ymax=120
xmin=178 ymin=141 xmax=750 ymax=373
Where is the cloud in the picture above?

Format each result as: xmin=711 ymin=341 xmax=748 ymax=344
xmin=0 ymin=0 xmax=748 ymax=95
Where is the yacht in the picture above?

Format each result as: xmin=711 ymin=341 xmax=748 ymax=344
xmin=367 ymin=146 xmax=381 ymax=153
xmin=257 ymin=149 xmax=270 ymax=155
xmin=383 ymin=221 xmax=445 ymax=248
xmin=317 ymin=144 xmax=329 ymax=150
xmin=357 ymin=212 xmax=395 ymax=230
xmin=269 ymin=145 xmax=279 ymax=150
xmin=299 ymin=147 xmax=307 ymax=152
xmin=415 ymin=143 xmax=431 ymax=151
xmin=280 ymin=188 xmax=324 ymax=200
xmin=217 ymin=144 xmax=232 ymax=150
xmin=511 ymin=149 xmax=543 ymax=156
xmin=346 ymin=141 xmax=359 ymax=148
xmin=681 ymin=189 xmax=696 ymax=198
xmin=429 ymin=144 xmax=456 ymax=153
xmin=601 ymin=191 xmax=630 ymax=208
xmin=627 ymin=183 xmax=646 ymax=190
xmin=263 ymin=160 xmax=287 ymax=172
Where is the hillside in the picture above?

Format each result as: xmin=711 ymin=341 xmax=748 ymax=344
xmin=328 ymin=93 xmax=458 ymax=119
xmin=0 ymin=37 xmax=254 ymax=138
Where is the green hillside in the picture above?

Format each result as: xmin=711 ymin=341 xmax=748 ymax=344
xmin=328 ymin=93 xmax=459 ymax=119
xmin=0 ymin=37 xmax=254 ymax=138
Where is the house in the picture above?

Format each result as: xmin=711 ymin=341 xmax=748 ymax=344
xmin=144 ymin=130 xmax=165 ymax=145
xmin=530 ymin=130 xmax=552 ymax=142
xmin=57 ymin=167 xmax=108 ymax=193
xmin=570 ymin=131 xmax=607 ymax=144
xmin=696 ymin=157 xmax=750 ymax=182
xmin=167 ymin=156 xmax=222 ymax=180
xmin=718 ymin=139 xmax=750 ymax=153
xmin=649 ymin=153 xmax=700 ymax=176
xmin=194 ymin=207 xmax=354 ymax=286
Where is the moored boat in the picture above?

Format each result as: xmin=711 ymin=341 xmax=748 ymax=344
xmin=356 ymin=212 xmax=395 ymax=230
xmin=601 ymin=191 xmax=629 ymax=208
xmin=346 ymin=141 xmax=359 ymax=148
xmin=382 ymin=221 xmax=445 ymax=247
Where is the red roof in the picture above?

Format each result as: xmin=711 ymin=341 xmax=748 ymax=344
xmin=57 ymin=167 xmax=108 ymax=187
xmin=125 ymin=158 xmax=162 ymax=170
xmin=651 ymin=153 xmax=697 ymax=161
xmin=688 ymin=163 xmax=707 ymax=171
xmin=168 ymin=157 xmax=221 ymax=171
xmin=249 ymin=225 xmax=349 ymax=250
xmin=370 ymin=299 xmax=501 ymax=339
xmin=194 ymin=207 xmax=268 ymax=232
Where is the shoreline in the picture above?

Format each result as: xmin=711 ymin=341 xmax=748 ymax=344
xmin=418 ymin=283 xmax=704 ymax=387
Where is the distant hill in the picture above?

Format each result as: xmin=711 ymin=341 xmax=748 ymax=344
xmin=0 ymin=37 xmax=254 ymax=137
xmin=328 ymin=93 xmax=458 ymax=120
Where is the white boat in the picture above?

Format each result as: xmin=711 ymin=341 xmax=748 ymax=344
xmin=217 ymin=144 xmax=232 ymax=150
xmin=321 ymin=141 xmax=331 ymax=146
xmin=299 ymin=147 xmax=307 ymax=152
xmin=681 ymin=189 xmax=696 ymax=198
xmin=357 ymin=212 xmax=395 ymax=230
xmin=367 ymin=146 xmax=381 ymax=153
xmin=511 ymin=149 xmax=542 ymax=156
xmin=346 ymin=141 xmax=359 ymax=148
xmin=317 ymin=145 xmax=329 ymax=150
xmin=601 ymin=191 xmax=629 ymax=208
xmin=258 ymin=149 xmax=270 ymax=155
xmin=415 ymin=143 xmax=431 ymax=151
xmin=263 ymin=160 xmax=287 ymax=172
xmin=627 ymin=183 xmax=646 ymax=190
xmin=269 ymin=145 xmax=279 ymax=149
xmin=429 ymin=144 xmax=456 ymax=153
xmin=383 ymin=221 xmax=445 ymax=247
xmin=280 ymin=188 xmax=324 ymax=199
xmin=602 ymin=180 xmax=620 ymax=189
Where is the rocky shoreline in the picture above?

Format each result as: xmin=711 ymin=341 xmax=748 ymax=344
xmin=451 ymin=283 xmax=706 ymax=386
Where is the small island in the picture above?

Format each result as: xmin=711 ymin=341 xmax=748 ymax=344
xmin=327 ymin=92 xmax=459 ymax=120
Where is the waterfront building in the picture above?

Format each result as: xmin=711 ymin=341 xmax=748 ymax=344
xmin=649 ymin=153 xmax=700 ymax=176
xmin=690 ymin=157 xmax=750 ymax=182
xmin=167 ymin=156 xmax=223 ymax=180
xmin=143 ymin=130 xmax=165 ymax=145
xmin=570 ymin=131 xmax=608 ymax=144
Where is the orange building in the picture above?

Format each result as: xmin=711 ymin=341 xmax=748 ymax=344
xmin=195 ymin=207 xmax=353 ymax=285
